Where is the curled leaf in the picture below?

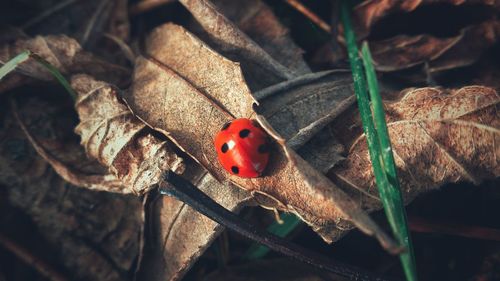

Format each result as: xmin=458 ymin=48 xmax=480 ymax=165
xmin=72 ymin=74 xmax=185 ymax=194
xmin=0 ymin=97 xmax=142 ymax=281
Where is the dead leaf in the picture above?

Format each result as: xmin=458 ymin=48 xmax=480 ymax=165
xmin=138 ymin=170 xmax=252 ymax=281
xmin=368 ymin=20 xmax=500 ymax=73
xmin=72 ymin=74 xmax=185 ymax=194
xmin=329 ymin=86 xmax=499 ymax=239
xmin=0 ymin=97 xmax=142 ymax=281
xmin=138 ymin=24 xmax=355 ymax=281
xmin=180 ymin=0 xmax=298 ymax=89
xmin=12 ymin=100 xmax=124 ymax=192
xmin=127 ymin=23 xmax=397 ymax=251
xmin=353 ymin=0 xmax=500 ymax=38
xmin=0 ymin=34 xmax=130 ymax=94
xmin=210 ymin=0 xmax=311 ymax=76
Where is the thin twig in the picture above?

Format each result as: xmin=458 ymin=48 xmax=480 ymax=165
xmin=0 ymin=233 xmax=69 ymax=281
xmin=22 ymin=0 xmax=79 ymax=29
xmin=129 ymin=0 xmax=176 ymax=16
xmin=284 ymin=0 xmax=332 ymax=33
xmin=81 ymin=0 xmax=112 ymax=45
xmin=159 ymin=171 xmax=400 ymax=281
xmin=103 ymin=33 xmax=136 ymax=64
xmin=409 ymin=216 xmax=500 ymax=242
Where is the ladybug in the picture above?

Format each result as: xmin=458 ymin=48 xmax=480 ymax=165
xmin=214 ymin=118 xmax=270 ymax=178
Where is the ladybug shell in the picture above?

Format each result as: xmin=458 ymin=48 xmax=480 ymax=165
xmin=214 ymin=118 xmax=270 ymax=178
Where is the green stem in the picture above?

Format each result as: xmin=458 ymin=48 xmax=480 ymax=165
xmin=341 ymin=1 xmax=418 ymax=281
xmin=361 ymin=42 xmax=417 ymax=281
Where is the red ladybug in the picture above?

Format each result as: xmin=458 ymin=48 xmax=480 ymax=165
xmin=214 ymin=118 xmax=270 ymax=178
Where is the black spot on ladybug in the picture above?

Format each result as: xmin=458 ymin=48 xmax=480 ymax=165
xmin=231 ymin=166 xmax=239 ymax=174
xmin=239 ymin=129 xmax=250 ymax=138
xmin=221 ymin=121 xmax=231 ymax=131
xmin=221 ymin=143 xmax=229 ymax=153
xmin=258 ymin=144 xmax=269 ymax=154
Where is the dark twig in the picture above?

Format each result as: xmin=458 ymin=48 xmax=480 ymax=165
xmin=409 ymin=216 xmax=500 ymax=242
xmin=159 ymin=171 xmax=400 ymax=281
xmin=0 ymin=233 xmax=69 ymax=281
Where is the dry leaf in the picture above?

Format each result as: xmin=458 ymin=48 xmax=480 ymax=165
xmin=180 ymin=0 xmax=297 ymax=89
xmin=139 ymin=170 xmax=252 ymax=281
xmin=72 ymin=74 xmax=185 ymax=194
xmin=329 ymin=86 xmax=499 ymax=239
xmin=138 ymin=12 xmax=352 ymax=280
xmin=369 ymin=20 xmax=500 ymax=72
xmin=353 ymin=0 xmax=500 ymax=38
xmin=127 ymin=23 xmax=396 ymax=251
xmin=0 ymin=97 xmax=142 ymax=281
xmin=210 ymin=0 xmax=311 ymax=76
xmin=0 ymin=34 xmax=130 ymax=94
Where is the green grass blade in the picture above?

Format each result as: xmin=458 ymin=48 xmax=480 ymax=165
xmin=30 ymin=54 xmax=77 ymax=101
xmin=0 ymin=50 xmax=31 ymax=80
xmin=361 ymin=42 xmax=418 ymax=281
xmin=244 ymin=213 xmax=301 ymax=260
xmin=0 ymin=51 xmax=76 ymax=101
xmin=340 ymin=1 xmax=418 ymax=280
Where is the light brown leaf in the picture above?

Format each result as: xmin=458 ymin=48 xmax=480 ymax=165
xmin=330 ymin=86 xmax=499 ymax=237
xmin=72 ymin=74 xmax=185 ymax=194
xmin=180 ymin=0 xmax=297 ymax=89
xmin=210 ymin=0 xmax=310 ymax=76
xmin=0 ymin=35 xmax=129 ymax=94
xmin=138 ymin=22 xmax=354 ymax=281
xmin=138 ymin=171 xmax=252 ymax=281
xmin=127 ymin=23 xmax=397 ymax=251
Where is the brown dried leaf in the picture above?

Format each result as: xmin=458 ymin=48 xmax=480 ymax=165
xmin=138 ymin=171 xmax=252 ymax=281
xmin=353 ymin=0 xmax=500 ymax=38
xmin=257 ymin=71 xmax=355 ymax=172
xmin=210 ymin=0 xmax=310 ymax=76
xmin=369 ymin=21 xmax=500 ymax=72
xmin=0 ymin=35 xmax=129 ymax=94
xmin=331 ymin=86 xmax=499 ymax=236
xmin=12 ymin=101 xmax=124 ymax=192
xmin=72 ymin=74 xmax=185 ymax=194
xmin=127 ymin=23 xmax=396 ymax=250
xmin=0 ymin=98 xmax=142 ymax=281
xmin=180 ymin=0 xmax=297 ymax=89
xmin=138 ymin=4 xmax=319 ymax=278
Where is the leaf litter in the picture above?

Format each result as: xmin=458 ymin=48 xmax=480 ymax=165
xmin=0 ymin=0 xmax=499 ymax=280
